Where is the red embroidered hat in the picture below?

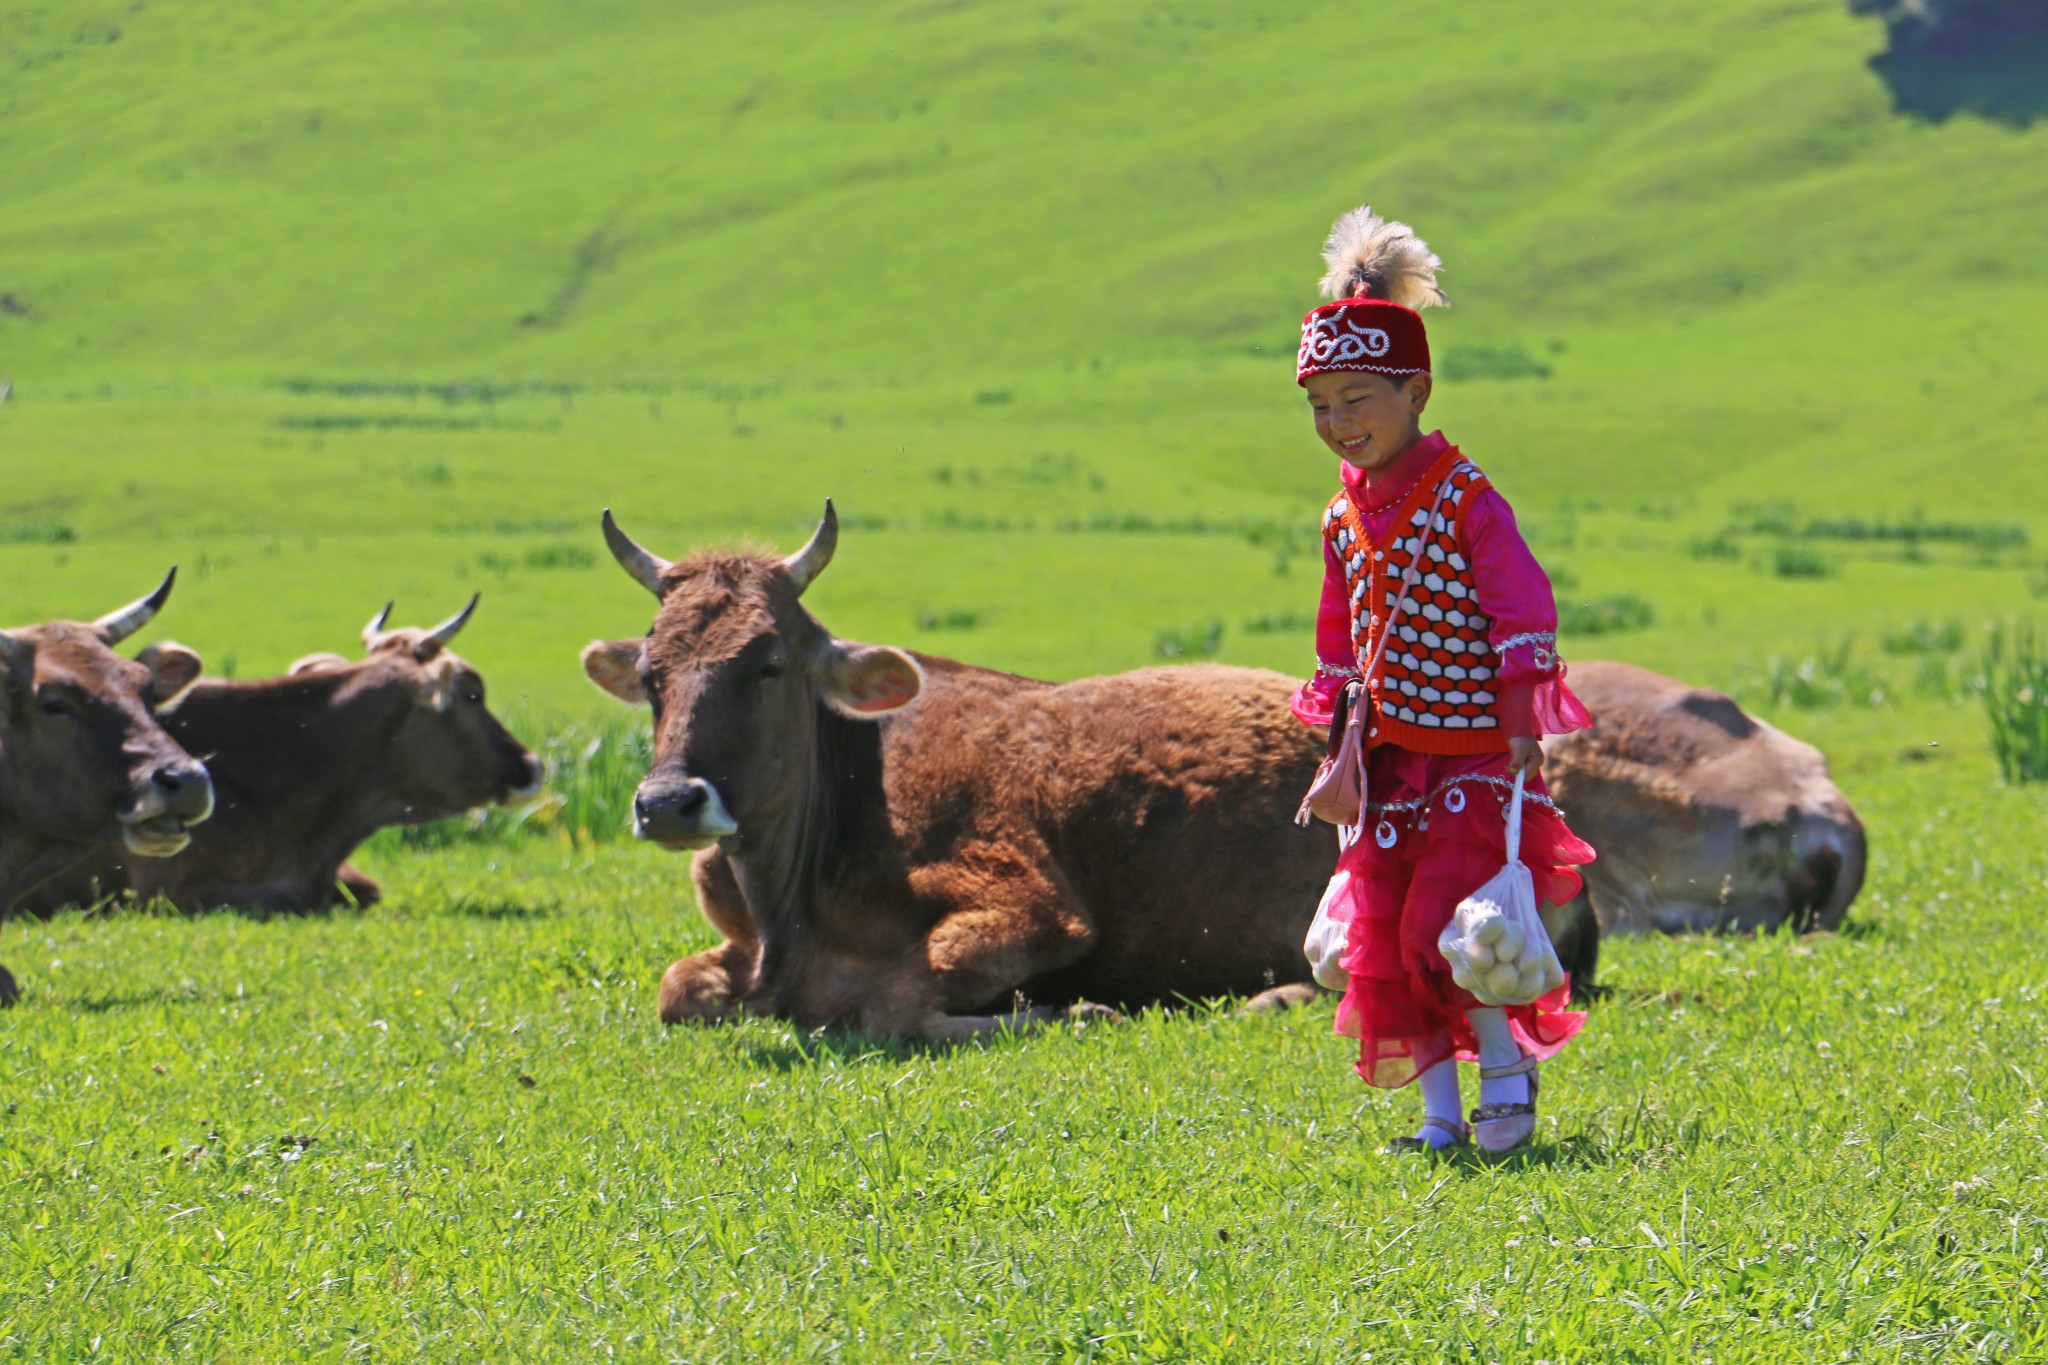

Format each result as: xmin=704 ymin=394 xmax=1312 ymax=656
xmin=1296 ymin=299 xmax=1430 ymax=382
xmin=1295 ymin=207 xmax=1447 ymax=386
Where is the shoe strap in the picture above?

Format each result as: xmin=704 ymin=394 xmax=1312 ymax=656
xmin=1421 ymin=1115 xmax=1469 ymax=1141
xmin=1469 ymin=1100 xmax=1536 ymax=1122
xmin=1477 ymin=1054 xmax=1538 ymax=1080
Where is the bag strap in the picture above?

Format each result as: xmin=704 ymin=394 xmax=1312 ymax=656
xmin=1355 ymin=476 xmax=1453 ymax=692
xmin=1505 ymin=768 xmax=1525 ymax=864
xmin=1325 ymin=678 xmax=1355 ymax=756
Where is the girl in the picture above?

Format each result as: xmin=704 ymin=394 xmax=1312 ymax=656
xmin=1292 ymin=207 xmax=1596 ymax=1155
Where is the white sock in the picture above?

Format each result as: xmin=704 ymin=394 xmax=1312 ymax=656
xmin=1414 ymin=1057 xmax=1463 ymax=1147
xmin=1466 ymin=1007 xmax=1530 ymax=1108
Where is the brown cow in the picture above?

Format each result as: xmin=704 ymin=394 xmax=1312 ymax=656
xmin=581 ymin=503 xmax=1341 ymax=1041
xmin=0 ymin=571 xmax=215 ymax=1003
xmin=24 ymin=597 xmax=542 ymax=914
xmin=1539 ymin=660 xmax=1866 ymax=984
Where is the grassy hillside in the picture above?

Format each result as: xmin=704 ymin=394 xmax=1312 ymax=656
xmin=0 ymin=0 xmax=2038 ymax=797
xmin=5 ymin=0 xmax=2044 ymax=380
xmin=5 ymin=0 xmax=2047 ymax=655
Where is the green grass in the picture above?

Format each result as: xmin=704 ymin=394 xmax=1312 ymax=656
xmin=4 ymin=0 xmax=2048 ymax=1356
xmin=4 ymin=762 xmax=2046 ymax=1361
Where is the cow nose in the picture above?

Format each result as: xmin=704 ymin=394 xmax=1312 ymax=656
xmin=508 ymin=751 xmax=545 ymax=800
xmin=636 ymin=780 xmax=707 ymax=824
xmin=632 ymin=778 xmax=734 ymax=845
xmin=153 ymin=761 xmax=215 ymax=823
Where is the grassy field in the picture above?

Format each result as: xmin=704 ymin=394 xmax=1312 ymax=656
xmin=5 ymin=0 xmax=2048 ymax=1358
xmin=5 ymin=762 xmax=2046 ymax=1361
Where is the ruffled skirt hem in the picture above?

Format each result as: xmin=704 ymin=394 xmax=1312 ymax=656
xmin=1325 ymin=752 xmax=1594 ymax=1090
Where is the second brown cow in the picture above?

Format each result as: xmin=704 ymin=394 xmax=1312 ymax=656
xmin=28 ymin=598 xmax=541 ymax=913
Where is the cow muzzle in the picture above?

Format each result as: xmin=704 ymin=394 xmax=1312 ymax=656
xmin=503 ymin=751 xmax=545 ymax=804
xmin=632 ymin=777 xmax=738 ymax=850
xmin=119 ymin=759 xmax=215 ymax=857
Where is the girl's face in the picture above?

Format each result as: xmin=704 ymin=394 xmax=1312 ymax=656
xmin=1304 ymin=370 xmax=1432 ymax=470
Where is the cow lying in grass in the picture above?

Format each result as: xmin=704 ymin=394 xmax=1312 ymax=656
xmin=585 ymin=507 xmax=1872 ymax=1037
xmin=0 ymin=572 xmax=215 ymax=1003
xmin=25 ymin=598 xmax=541 ymax=914
xmin=583 ymin=503 xmax=1340 ymax=1041
xmin=1537 ymin=659 xmax=1867 ymax=987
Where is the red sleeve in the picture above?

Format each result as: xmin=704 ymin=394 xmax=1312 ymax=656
xmin=1463 ymin=490 xmax=1592 ymax=739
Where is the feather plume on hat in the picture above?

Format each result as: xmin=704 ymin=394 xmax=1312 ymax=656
xmin=1316 ymin=207 xmax=1448 ymax=310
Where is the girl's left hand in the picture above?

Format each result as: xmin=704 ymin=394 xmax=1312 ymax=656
xmin=1507 ymin=736 xmax=1544 ymax=777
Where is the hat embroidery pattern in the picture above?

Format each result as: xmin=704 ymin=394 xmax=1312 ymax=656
xmin=1298 ymin=312 xmax=1392 ymax=371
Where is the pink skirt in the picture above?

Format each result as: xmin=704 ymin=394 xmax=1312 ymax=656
xmin=1328 ymin=745 xmax=1596 ymax=1089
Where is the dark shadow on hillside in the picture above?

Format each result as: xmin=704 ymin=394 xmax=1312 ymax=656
xmin=439 ymin=898 xmax=556 ymax=921
xmin=6 ymin=896 xmax=342 ymax=925
xmin=738 ymin=1029 xmax=940 ymax=1072
xmin=4 ymin=892 xmax=551 ymax=924
xmin=47 ymin=980 xmax=266 ymax=1013
xmin=64 ymin=987 xmax=214 ymax=1014
xmin=1855 ymin=2 xmax=2048 ymax=126
xmin=1388 ymin=1134 xmax=1614 ymax=1173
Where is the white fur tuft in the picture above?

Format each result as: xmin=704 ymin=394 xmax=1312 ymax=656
xmin=1317 ymin=207 xmax=1448 ymax=310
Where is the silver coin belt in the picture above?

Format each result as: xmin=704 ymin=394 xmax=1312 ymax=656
xmin=1350 ymin=772 xmax=1563 ymax=849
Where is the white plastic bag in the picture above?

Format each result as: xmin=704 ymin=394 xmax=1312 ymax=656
xmin=1303 ymin=868 xmax=1354 ymax=991
xmin=1436 ymin=772 xmax=1565 ymax=1007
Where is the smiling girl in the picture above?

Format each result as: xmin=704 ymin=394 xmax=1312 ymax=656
xmin=1291 ymin=207 xmax=1596 ymax=1154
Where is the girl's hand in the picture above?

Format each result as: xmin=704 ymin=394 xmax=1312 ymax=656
xmin=1507 ymin=736 xmax=1544 ymax=777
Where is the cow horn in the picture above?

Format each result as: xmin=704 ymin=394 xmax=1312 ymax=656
xmin=362 ymin=601 xmax=395 ymax=649
xmin=94 ymin=567 xmax=177 ymax=645
xmin=783 ymin=499 xmax=838 ymax=596
xmin=416 ymin=592 xmax=480 ymax=659
xmin=602 ymin=509 xmax=671 ymax=599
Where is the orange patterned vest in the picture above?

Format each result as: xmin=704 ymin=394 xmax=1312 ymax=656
xmin=1323 ymin=446 xmax=1508 ymax=755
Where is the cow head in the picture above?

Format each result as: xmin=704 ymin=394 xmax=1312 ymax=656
xmin=0 ymin=570 xmax=215 ymax=858
xmin=583 ymin=501 xmax=922 ymax=850
xmin=287 ymin=595 xmax=543 ymax=819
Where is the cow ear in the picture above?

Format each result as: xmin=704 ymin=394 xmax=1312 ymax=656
xmin=581 ymin=639 xmax=647 ymax=704
xmin=817 ymin=641 xmax=922 ymax=716
xmin=137 ymin=641 xmax=204 ymax=705
xmin=287 ymin=652 xmax=352 ymax=676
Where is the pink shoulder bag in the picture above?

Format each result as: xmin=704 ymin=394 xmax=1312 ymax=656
xmin=1295 ymin=478 xmax=1451 ymax=829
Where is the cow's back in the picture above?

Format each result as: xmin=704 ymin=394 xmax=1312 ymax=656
xmin=878 ymin=660 xmax=1336 ymax=1005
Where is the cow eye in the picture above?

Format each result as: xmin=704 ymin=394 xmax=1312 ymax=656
xmin=758 ymin=662 xmax=785 ymax=683
xmin=36 ymin=690 xmax=82 ymax=719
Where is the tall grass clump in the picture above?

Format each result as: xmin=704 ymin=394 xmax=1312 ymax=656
xmin=1155 ymin=619 xmax=1224 ymax=659
xmin=1733 ymin=637 xmax=1889 ymax=710
xmin=1241 ymin=610 xmax=1316 ymax=634
xmin=1772 ymin=543 xmax=1833 ymax=578
xmin=1882 ymin=618 xmax=1967 ymax=654
xmin=1557 ymin=593 xmax=1654 ymax=636
xmin=1981 ymin=622 xmax=2048 ymax=783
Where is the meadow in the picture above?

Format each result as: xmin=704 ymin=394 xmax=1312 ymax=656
xmin=5 ymin=0 xmax=2048 ymax=1358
